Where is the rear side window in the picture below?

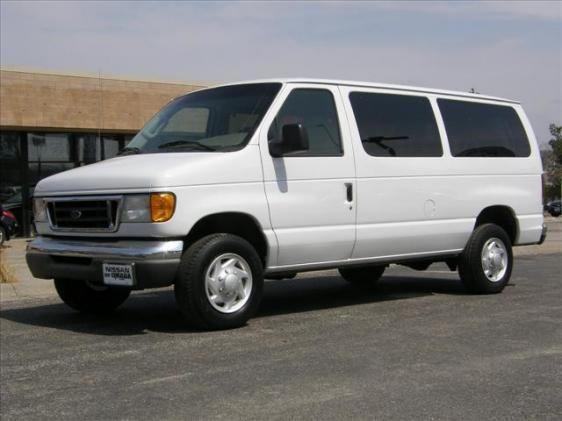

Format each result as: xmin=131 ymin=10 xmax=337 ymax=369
xmin=349 ymin=92 xmax=442 ymax=157
xmin=268 ymin=89 xmax=343 ymax=156
xmin=438 ymin=99 xmax=530 ymax=157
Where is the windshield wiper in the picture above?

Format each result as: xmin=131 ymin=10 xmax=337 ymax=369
xmin=158 ymin=140 xmax=216 ymax=152
xmin=362 ymin=136 xmax=409 ymax=157
xmin=118 ymin=147 xmax=142 ymax=156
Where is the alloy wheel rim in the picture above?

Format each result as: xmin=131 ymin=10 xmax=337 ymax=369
xmin=481 ymin=237 xmax=508 ymax=282
xmin=205 ymin=253 xmax=253 ymax=314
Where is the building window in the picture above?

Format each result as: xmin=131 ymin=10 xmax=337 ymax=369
xmin=103 ymin=135 xmax=125 ymax=159
xmin=0 ymin=130 xmax=134 ymax=236
xmin=0 ymin=132 xmax=22 ymax=203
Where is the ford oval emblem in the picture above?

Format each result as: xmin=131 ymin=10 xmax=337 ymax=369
xmin=70 ymin=209 xmax=82 ymax=220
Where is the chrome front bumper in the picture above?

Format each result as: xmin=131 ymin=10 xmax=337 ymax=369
xmin=538 ymin=223 xmax=548 ymax=245
xmin=26 ymin=236 xmax=184 ymax=289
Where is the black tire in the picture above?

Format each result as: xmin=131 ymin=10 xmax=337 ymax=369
xmin=339 ymin=265 xmax=386 ymax=286
xmin=0 ymin=226 xmax=5 ymax=246
xmin=174 ymin=234 xmax=264 ymax=330
xmin=54 ymin=278 xmax=131 ymax=314
xmin=458 ymin=223 xmax=513 ymax=294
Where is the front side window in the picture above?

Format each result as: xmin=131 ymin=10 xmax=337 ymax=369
xmin=438 ymin=99 xmax=530 ymax=157
xmin=349 ymin=92 xmax=443 ymax=157
xmin=126 ymin=83 xmax=281 ymax=154
xmin=268 ymin=89 xmax=343 ymax=156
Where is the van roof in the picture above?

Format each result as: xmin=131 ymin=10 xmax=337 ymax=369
xmin=211 ymin=78 xmax=519 ymax=104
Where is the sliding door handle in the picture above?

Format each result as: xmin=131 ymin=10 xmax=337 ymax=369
xmin=345 ymin=182 xmax=353 ymax=202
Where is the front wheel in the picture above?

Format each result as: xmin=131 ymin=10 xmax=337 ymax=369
xmin=458 ymin=223 xmax=513 ymax=294
xmin=54 ymin=279 xmax=131 ymax=313
xmin=174 ymin=234 xmax=264 ymax=330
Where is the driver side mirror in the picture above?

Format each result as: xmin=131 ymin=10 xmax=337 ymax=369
xmin=269 ymin=124 xmax=309 ymax=157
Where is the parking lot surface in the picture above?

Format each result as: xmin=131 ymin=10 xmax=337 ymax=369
xmin=1 ymin=253 xmax=561 ymax=420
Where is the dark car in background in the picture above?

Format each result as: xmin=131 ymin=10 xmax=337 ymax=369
xmin=0 ymin=204 xmax=18 ymax=246
xmin=1 ymin=188 xmax=34 ymax=236
xmin=544 ymin=200 xmax=561 ymax=217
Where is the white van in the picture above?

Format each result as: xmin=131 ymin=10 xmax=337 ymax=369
xmin=27 ymin=79 xmax=547 ymax=329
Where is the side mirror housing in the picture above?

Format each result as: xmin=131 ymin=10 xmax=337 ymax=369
xmin=269 ymin=123 xmax=309 ymax=157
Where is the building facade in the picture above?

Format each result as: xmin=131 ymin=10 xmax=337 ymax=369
xmin=0 ymin=69 xmax=205 ymax=236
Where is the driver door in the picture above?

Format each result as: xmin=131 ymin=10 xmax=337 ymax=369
xmin=259 ymin=84 xmax=357 ymax=268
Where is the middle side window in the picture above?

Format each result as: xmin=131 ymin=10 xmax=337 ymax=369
xmin=349 ymin=92 xmax=443 ymax=157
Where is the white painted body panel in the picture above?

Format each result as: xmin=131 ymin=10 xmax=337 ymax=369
xmin=34 ymin=147 xmax=264 ymax=192
xmin=34 ymin=146 xmax=278 ymax=264
xmin=258 ymin=83 xmax=356 ymax=267
xmin=338 ymin=86 xmax=543 ymax=260
xmin=33 ymin=79 xmax=544 ymax=273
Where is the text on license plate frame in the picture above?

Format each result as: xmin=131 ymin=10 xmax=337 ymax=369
xmin=102 ymin=263 xmax=135 ymax=286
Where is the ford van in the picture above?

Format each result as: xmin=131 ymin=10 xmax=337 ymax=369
xmin=26 ymin=79 xmax=547 ymax=329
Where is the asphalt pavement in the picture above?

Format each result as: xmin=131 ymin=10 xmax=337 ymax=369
xmin=1 ymin=253 xmax=561 ymax=420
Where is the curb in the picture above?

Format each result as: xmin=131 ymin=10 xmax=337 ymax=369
xmin=0 ymin=248 xmax=18 ymax=284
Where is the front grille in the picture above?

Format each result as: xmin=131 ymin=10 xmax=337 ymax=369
xmin=47 ymin=198 xmax=121 ymax=231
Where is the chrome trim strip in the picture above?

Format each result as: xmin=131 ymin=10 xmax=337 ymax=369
xmin=44 ymin=195 xmax=124 ymax=233
xmin=265 ymin=249 xmax=463 ymax=275
xmin=27 ymin=236 xmax=184 ymax=260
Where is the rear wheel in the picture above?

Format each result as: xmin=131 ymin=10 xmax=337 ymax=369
xmin=0 ymin=226 xmax=5 ymax=246
xmin=54 ymin=279 xmax=131 ymax=313
xmin=458 ymin=223 xmax=513 ymax=294
xmin=174 ymin=234 xmax=264 ymax=330
xmin=339 ymin=265 xmax=386 ymax=286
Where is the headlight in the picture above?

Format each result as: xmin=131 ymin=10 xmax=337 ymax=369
xmin=121 ymin=193 xmax=176 ymax=223
xmin=121 ymin=195 xmax=151 ymax=222
xmin=33 ymin=198 xmax=47 ymax=222
xmin=150 ymin=193 xmax=176 ymax=222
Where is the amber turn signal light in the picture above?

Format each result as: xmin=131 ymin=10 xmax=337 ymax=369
xmin=150 ymin=193 xmax=176 ymax=222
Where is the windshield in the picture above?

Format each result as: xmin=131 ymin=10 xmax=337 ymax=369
xmin=126 ymin=83 xmax=281 ymax=154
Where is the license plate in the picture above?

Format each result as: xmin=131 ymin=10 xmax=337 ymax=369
xmin=102 ymin=263 xmax=135 ymax=286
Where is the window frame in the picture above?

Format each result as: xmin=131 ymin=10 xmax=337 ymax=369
xmin=267 ymin=87 xmax=344 ymax=158
xmin=348 ymin=90 xmax=444 ymax=158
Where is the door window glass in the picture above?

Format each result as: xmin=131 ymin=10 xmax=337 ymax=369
xmin=269 ymin=89 xmax=343 ymax=156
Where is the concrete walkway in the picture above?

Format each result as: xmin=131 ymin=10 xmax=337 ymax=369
xmin=0 ymin=239 xmax=56 ymax=302
xmin=1 ymin=218 xmax=560 ymax=304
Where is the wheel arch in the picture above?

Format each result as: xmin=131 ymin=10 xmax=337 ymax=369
xmin=474 ymin=205 xmax=518 ymax=244
xmin=184 ymin=212 xmax=269 ymax=266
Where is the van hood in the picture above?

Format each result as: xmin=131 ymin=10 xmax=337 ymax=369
xmin=35 ymin=146 xmax=263 ymax=195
